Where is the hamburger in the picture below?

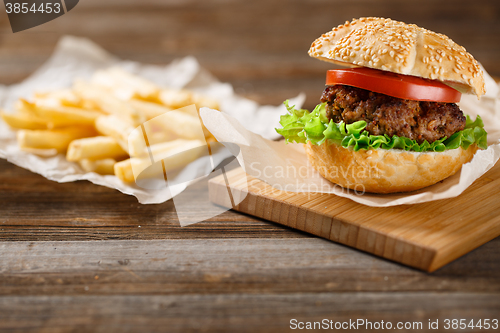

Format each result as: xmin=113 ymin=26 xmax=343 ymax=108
xmin=276 ymin=17 xmax=488 ymax=193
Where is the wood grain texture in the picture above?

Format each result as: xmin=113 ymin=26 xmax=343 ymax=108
xmin=0 ymin=159 xmax=302 ymax=241
xmin=0 ymin=0 xmax=499 ymax=110
xmin=0 ymin=239 xmax=499 ymax=332
xmin=0 ymin=158 xmax=499 ymax=330
xmin=209 ymin=166 xmax=500 ymax=272
xmin=1 ymin=0 xmax=500 ymax=330
xmin=1 ymin=293 xmax=499 ymax=332
xmin=1 ymin=238 xmax=499 ymax=296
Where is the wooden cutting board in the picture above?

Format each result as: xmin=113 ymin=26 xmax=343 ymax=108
xmin=208 ymin=164 xmax=500 ymax=272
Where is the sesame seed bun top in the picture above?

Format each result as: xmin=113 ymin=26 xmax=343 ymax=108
xmin=308 ymin=17 xmax=485 ymax=97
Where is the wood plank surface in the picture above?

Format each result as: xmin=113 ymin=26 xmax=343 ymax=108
xmin=1 ymin=294 xmax=499 ymax=333
xmin=1 ymin=238 xmax=500 ymax=296
xmin=2 ymin=293 xmax=499 ymax=333
xmin=1 ymin=0 xmax=499 ymax=111
xmin=1 ymin=0 xmax=500 ymax=331
xmin=1 ymin=157 xmax=499 ymax=331
xmin=0 ymin=160 xmax=297 ymax=241
xmin=0 ymin=239 xmax=499 ymax=332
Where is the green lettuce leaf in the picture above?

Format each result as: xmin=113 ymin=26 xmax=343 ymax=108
xmin=275 ymin=100 xmax=488 ymax=152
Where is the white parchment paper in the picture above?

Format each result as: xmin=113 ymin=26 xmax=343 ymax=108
xmin=0 ymin=36 xmax=304 ymax=204
xmin=200 ymin=66 xmax=500 ymax=207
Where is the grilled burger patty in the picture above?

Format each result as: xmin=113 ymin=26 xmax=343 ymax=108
xmin=321 ymin=85 xmax=466 ymax=144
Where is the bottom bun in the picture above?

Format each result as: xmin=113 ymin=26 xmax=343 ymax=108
xmin=305 ymin=141 xmax=478 ymax=194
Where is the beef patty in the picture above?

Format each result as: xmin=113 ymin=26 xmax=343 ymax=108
xmin=321 ymin=85 xmax=466 ymax=144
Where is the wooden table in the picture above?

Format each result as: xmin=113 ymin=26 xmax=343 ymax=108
xmin=1 ymin=0 xmax=499 ymax=331
xmin=1 ymin=159 xmax=499 ymax=332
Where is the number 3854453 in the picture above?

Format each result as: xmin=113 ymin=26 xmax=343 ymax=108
xmin=5 ymin=2 xmax=61 ymax=14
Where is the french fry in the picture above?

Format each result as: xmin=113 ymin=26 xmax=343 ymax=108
xmin=148 ymin=139 xmax=205 ymax=162
xmin=33 ymin=89 xmax=82 ymax=108
xmin=15 ymin=99 xmax=46 ymax=121
xmin=152 ymin=110 xmax=204 ymax=140
xmin=79 ymin=158 xmax=116 ymax=175
xmin=158 ymin=89 xmax=219 ymax=110
xmin=91 ymin=67 xmax=159 ymax=101
xmin=4 ymin=67 xmax=222 ymax=186
xmin=1 ymin=111 xmax=47 ymax=130
xmin=192 ymin=93 xmax=220 ymax=110
xmin=147 ymin=105 xmax=205 ymax=140
xmin=17 ymin=126 xmax=97 ymax=153
xmin=127 ymin=124 xmax=178 ymax=158
xmin=128 ymin=99 xmax=173 ymax=120
xmin=32 ymin=105 xmax=102 ymax=128
xmin=126 ymin=105 xmax=205 ymax=157
xmin=140 ymin=102 xmax=216 ymax=139
xmin=114 ymin=159 xmax=135 ymax=183
xmin=14 ymin=98 xmax=101 ymax=129
xmin=115 ymin=139 xmax=206 ymax=182
xmin=158 ymin=88 xmax=194 ymax=109
xmin=73 ymin=79 xmax=144 ymax=125
xmin=127 ymin=126 xmax=149 ymax=158
xmin=66 ymin=136 xmax=128 ymax=162
xmin=95 ymin=115 xmax=134 ymax=151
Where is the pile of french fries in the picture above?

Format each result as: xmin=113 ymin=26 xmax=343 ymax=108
xmin=0 ymin=67 xmax=219 ymax=183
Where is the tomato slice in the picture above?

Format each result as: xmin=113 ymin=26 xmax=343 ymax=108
xmin=326 ymin=67 xmax=461 ymax=103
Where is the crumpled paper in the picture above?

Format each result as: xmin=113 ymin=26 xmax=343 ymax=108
xmin=0 ymin=36 xmax=304 ymax=204
xmin=200 ymin=66 xmax=500 ymax=207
